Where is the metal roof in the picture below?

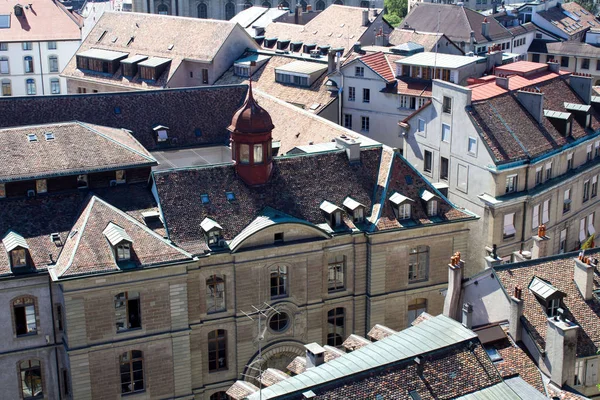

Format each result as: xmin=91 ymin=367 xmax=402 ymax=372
xmin=395 ymin=52 xmax=484 ymax=69
xmin=102 ymin=222 xmax=133 ymax=246
xmin=394 ymin=41 xmax=425 ymax=52
xmin=138 ymin=57 xmax=172 ymax=68
xmin=474 ymin=324 xmax=506 ymax=345
xmin=529 ymin=276 xmax=559 ymax=300
xmin=2 ymin=231 xmax=28 ymax=252
xmin=121 ymin=55 xmax=149 ymax=64
xmin=564 ymin=102 xmax=591 ymax=113
xmin=503 ymin=376 xmax=548 ymax=400
xmin=420 ymin=189 xmax=438 ymax=202
xmin=455 ymin=382 xmax=522 ymax=399
xmin=200 ymin=217 xmax=222 ymax=233
xmin=320 ymin=200 xmax=341 ymax=214
xmin=342 ymin=197 xmax=364 ymax=211
xmin=77 ymin=48 xmax=129 ymax=61
xmin=389 ymin=192 xmax=414 ymax=205
xmin=543 ymin=110 xmax=571 ymax=120
xmin=275 ymin=60 xmax=327 ymax=75
xmin=234 ymin=53 xmax=271 ymax=65
xmin=247 ymin=315 xmax=477 ymax=399
xmin=305 ymin=343 xmax=326 ymax=355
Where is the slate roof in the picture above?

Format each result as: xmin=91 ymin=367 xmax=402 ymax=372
xmin=53 ymin=195 xmax=191 ymax=278
xmin=0 ymin=0 xmax=81 ymax=42
xmin=214 ymin=53 xmax=335 ymax=115
xmin=531 ymin=40 xmax=600 ymax=58
xmin=468 ymin=75 xmax=600 ymax=164
xmin=403 ymin=3 xmax=512 ymax=45
xmin=537 ymin=2 xmax=597 ymax=38
xmin=153 ymin=148 xmax=473 ymax=254
xmin=0 ymin=122 xmax=156 ymax=183
xmin=0 ymin=86 xmax=247 ymax=150
xmin=508 ymin=22 xmax=537 ymax=36
xmin=61 ymin=12 xmax=258 ymax=89
xmin=0 ymin=182 xmax=163 ymax=276
xmin=494 ymin=249 xmax=600 ymax=357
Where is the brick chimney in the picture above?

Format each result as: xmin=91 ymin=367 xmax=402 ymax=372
xmin=546 ymin=316 xmax=578 ymax=387
xmin=508 ymin=285 xmax=524 ymax=341
xmin=531 ymin=224 xmax=551 ymax=259
xmin=304 ymin=343 xmax=326 ymax=369
xmin=443 ymin=252 xmax=464 ymax=321
xmin=462 ymin=303 xmax=473 ymax=329
xmin=574 ymin=256 xmax=594 ymax=300
xmin=569 ymin=73 xmax=593 ymax=105
xmin=516 ymin=88 xmax=544 ymax=123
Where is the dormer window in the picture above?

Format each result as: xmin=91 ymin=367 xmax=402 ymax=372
xmin=201 ymin=217 xmax=223 ymax=246
xmin=2 ymin=231 xmax=29 ymax=270
xmin=103 ymin=223 xmax=133 ymax=263
xmin=320 ymin=201 xmax=343 ymax=229
xmin=420 ymin=190 xmax=439 ymax=217
xmin=153 ymin=125 xmax=169 ymax=142
xmin=275 ymin=61 xmax=327 ymax=88
xmin=343 ymin=197 xmax=366 ymax=224
xmin=389 ymin=192 xmax=414 ymax=221
xmin=529 ymin=276 xmax=566 ymax=317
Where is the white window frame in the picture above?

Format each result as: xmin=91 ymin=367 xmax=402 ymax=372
xmin=441 ymin=123 xmax=450 ymax=143
xmin=417 ymin=118 xmax=425 ymax=133
xmin=468 ymin=137 xmax=477 ymax=155
xmin=398 ymin=203 xmax=411 ymax=220
xmin=503 ymin=213 xmax=516 ymax=239
xmin=542 ymin=199 xmax=549 ymax=224
xmin=427 ymin=200 xmax=438 ymax=217
xmin=532 ymin=204 xmax=540 ymax=230
xmin=580 ymin=218 xmax=587 ymax=242
xmin=506 ymin=174 xmax=518 ymax=194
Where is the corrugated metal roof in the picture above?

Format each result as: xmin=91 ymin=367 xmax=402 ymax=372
xmin=2 ymin=230 xmax=28 ymax=252
xmin=455 ymin=382 xmax=522 ymax=399
xmin=396 ymin=52 xmax=484 ymax=69
xmin=138 ymin=57 xmax=171 ymax=67
xmin=275 ymin=60 xmax=327 ymax=75
xmin=544 ymin=110 xmax=571 ymax=120
xmin=504 ymin=376 xmax=548 ymax=400
xmin=529 ymin=276 xmax=558 ymax=300
xmin=77 ymin=48 xmax=129 ymax=61
xmin=248 ymin=315 xmax=477 ymax=399
xmin=102 ymin=222 xmax=133 ymax=246
xmin=389 ymin=192 xmax=413 ymax=205
xmin=564 ymin=102 xmax=591 ymax=113
xmin=200 ymin=217 xmax=222 ymax=233
xmin=343 ymin=196 xmax=364 ymax=211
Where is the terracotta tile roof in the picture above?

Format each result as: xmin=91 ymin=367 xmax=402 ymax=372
xmin=495 ymin=61 xmax=549 ymax=76
xmin=311 ymin=342 xmax=503 ymax=399
xmin=508 ymin=22 xmax=537 ymax=36
xmin=214 ymin=53 xmax=335 ymax=115
xmin=0 ymin=183 xmax=163 ymax=276
xmin=495 ymin=250 xmax=600 ymax=357
xmin=546 ymin=384 xmax=590 ymax=400
xmin=396 ymin=77 xmax=432 ymax=96
xmin=411 ymin=311 xmax=433 ymax=326
xmin=61 ymin=12 xmax=258 ymax=89
xmin=537 ymin=2 xmax=597 ymax=38
xmin=53 ymin=195 xmax=191 ymax=278
xmin=0 ymin=122 xmax=156 ymax=183
xmin=0 ymin=86 xmax=248 ymax=150
xmin=358 ymin=52 xmax=395 ymax=82
xmin=226 ymin=380 xmax=260 ymax=400
xmin=367 ymin=324 xmax=397 ymax=341
xmin=469 ymin=70 xmax=567 ymax=102
xmin=468 ymin=76 xmax=600 ymax=164
xmin=494 ymin=342 xmax=545 ymax=394
xmin=388 ymin=29 xmax=450 ymax=51
xmin=342 ymin=334 xmax=371 ymax=351
xmin=0 ymin=0 xmax=81 ymax=42
xmin=403 ymin=3 xmax=511 ymax=45
xmin=260 ymin=368 xmax=289 ymax=387
xmin=286 ymin=356 xmax=307 ymax=375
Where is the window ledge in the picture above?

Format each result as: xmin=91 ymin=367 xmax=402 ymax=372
xmin=121 ymin=389 xmax=146 ymax=397
xmin=116 ymin=327 xmax=143 ymax=334
xmin=15 ymin=332 xmax=39 ymax=339
xmin=408 ymin=278 xmax=428 ymax=284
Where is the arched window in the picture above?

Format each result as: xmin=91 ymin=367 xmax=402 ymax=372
xmin=300 ymin=0 xmax=307 ymax=11
xmin=333 ymin=0 xmax=343 ymax=4
xmin=270 ymin=265 xmax=288 ymax=298
xmin=157 ymin=3 xmax=169 ymax=14
xmin=210 ymin=392 xmax=229 ymax=400
xmin=24 ymin=56 xmax=33 ymax=73
xmin=315 ymin=0 xmax=325 ymax=10
xmin=13 ymin=296 xmax=37 ymax=337
xmin=19 ymin=360 xmax=43 ymax=399
xmin=408 ymin=245 xmax=429 ymax=282
xmin=225 ymin=2 xmax=235 ymax=20
xmin=407 ymin=298 xmax=427 ymax=326
xmin=208 ymin=330 xmax=228 ymax=371
xmin=2 ymin=79 xmax=11 ymax=96
xmin=197 ymin=2 xmax=208 ymax=18
xmin=48 ymin=55 xmax=59 ymax=73
xmin=360 ymin=0 xmax=369 ymax=7
xmin=120 ymin=350 xmax=144 ymax=394
xmin=50 ymin=78 xmax=60 ymax=94
xmin=206 ymin=274 xmax=226 ymax=313
xmin=327 ymin=307 xmax=345 ymax=347
xmin=0 ymin=56 xmax=9 ymax=74
xmin=244 ymin=0 xmax=253 ymax=9
xmin=280 ymin=1 xmax=289 ymax=7
xmin=262 ymin=1 xmax=271 ymax=6
xmin=25 ymin=78 xmax=36 ymax=95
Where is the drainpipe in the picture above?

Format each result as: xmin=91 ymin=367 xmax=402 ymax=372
xmin=37 ymin=41 xmax=45 ymax=95
xmin=519 ymin=166 xmax=530 ymax=253
xmin=339 ymin=73 xmax=344 ymax=126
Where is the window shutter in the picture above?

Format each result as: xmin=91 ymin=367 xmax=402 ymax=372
xmin=580 ymin=218 xmax=587 ymax=242
xmin=588 ymin=214 xmax=596 ymax=235
xmin=542 ymin=200 xmax=550 ymax=223
xmin=532 ymin=204 xmax=540 ymax=229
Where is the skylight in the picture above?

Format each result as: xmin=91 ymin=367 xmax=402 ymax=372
xmin=201 ymin=194 xmax=210 ymax=204
xmin=27 ymin=133 xmax=38 ymax=142
xmin=226 ymin=192 xmax=235 ymax=201
xmin=44 ymin=132 xmax=55 ymax=141
xmin=485 ymin=347 xmax=503 ymax=362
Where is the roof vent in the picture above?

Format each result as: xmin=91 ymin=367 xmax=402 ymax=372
xmin=167 ymin=44 xmax=174 ymax=50
xmin=27 ymin=133 xmax=38 ymax=142
xmin=44 ymin=132 xmax=54 ymax=141
xmin=97 ymin=30 xmax=107 ymax=42
xmin=50 ymin=233 xmax=62 ymax=247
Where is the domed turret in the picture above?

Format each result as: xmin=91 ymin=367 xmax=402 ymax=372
xmin=228 ymin=83 xmax=274 ymax=186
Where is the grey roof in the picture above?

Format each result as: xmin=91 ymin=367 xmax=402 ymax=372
xmin=102 ymin=222 xmax=133 ymax=246
xmin=77 ymin=48 xmax=129 ymax=61
xmin=504 ymin=376 xmax=549 ymax=400
xmin=319 ymin=200 xmax=341 ymax=214
xmin=420 ymin=189 xmax=438 ymax=202
xmin=247 ymin=314 xmax=477 ymax=399
xmin=455 ymin=382 xmax=522 ymax=400
xmin=529 ymin=276 xmax=559 ymax=300
xmin=543 ymin=110 xmax=571 ymax=120
xmin=389 ymin=192 xmax=414 ymax=205
xmin=342 ymin=197 xmax=364 ymax=211
xmin=234 ymin=53 xmax=271 ymax=65
xmin=138 ymin=57 xmax=171 ymax=67
xmin=121 ymin=55 xmax=149 ymax=64
xmin=230 ymin=6 xmax=269 ymax=28
xmin=394 ymin=41 xmax=425 ymax=52
xmin=395 ymin=52 xmax=484 ymax=69
xmin=275 ymin=60 xmax=328 ymax=75
xmin=305 ymin=343 xmax=326 ymax=355
xmin=200 ymin=217 xmax=222 ymax=233
xmin=564 ymin=102 xmax=591 ymax=113
xmin=2 ymin=231 xmax=29 ymax=252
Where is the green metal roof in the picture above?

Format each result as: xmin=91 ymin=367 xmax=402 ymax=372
xmin=455 ymin=382 xmax=522 ymax=399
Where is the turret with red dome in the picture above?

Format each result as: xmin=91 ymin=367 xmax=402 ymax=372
xmin=228 ymin=82 xmax=275 ymax=186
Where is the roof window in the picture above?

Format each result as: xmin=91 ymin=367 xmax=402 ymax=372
xmin=529 ymin=276 xmax=565 ymax=317
xmin=225 ymin=192 xmax=235 ymax=201
xmin=103 ymin=222 xmax=133 ymax=263
xmin=320 ymin=200 xmax=344 ymax=229
xmin=114 ymin=107 xmax=121 ymax=115
xmin=201 ymin=217 xmax=223 ymax=246
xmin=390 ymin=192 xmax=414 ymax=221
xmin=44 ymin=132 xmax=54 ymax=141
xmin=50 ymin=232 xmax=62 ymax=246
xmin=98 ymin=30 xmax=108 ymax=42
xmin=2 ymin=231 xmax=30 ymax=270
xmin=127 ymin=36 xmax=134 ymax=46
xmin=342 ymin=197 xmax=365 ymax=223
xmin=153 ymin=125 xmax=169 ymax=142
xmin=27 ymin=133 xmax=37 ymax=142
xmin=201 ymin=194 xmax=210 ymax=204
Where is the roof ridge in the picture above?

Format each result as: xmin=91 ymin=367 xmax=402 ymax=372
xmin=57 ymin=196 xmax=97 ymax=277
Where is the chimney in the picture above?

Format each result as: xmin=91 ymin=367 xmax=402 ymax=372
xmin=493 ymin=1 xmax=498 ymax=13
xmin=335 ymin=135 xmax=361 ymax=163
xmin=569 ymin=73 xmax=593 ymax=105
xmin=294 ymin=4 xmax=303 ymax=24
xmin=516 ymin=88 xmax=544 ymax=123
xmin=304 ymin=343 xmax=326 ymax=369
xmin=443 ymin=252 xmax=464 ymax=321
xmin=508 ymin=286 xmax=524 ymax=341
xmin=362 ymin=9 xmax=369 ymax=26
xmin=462 ymin=303 xmax=473 ymax=329
xmin=327 ymin=50 xmax=336 ymax=74
xmin=574 ymin=257 xmax=594 ymax=301
xmin=470 ymin=30 xmax=476 ymax=53
xmin=547 ymin=60 xmax=560 ymax=73
xmin=353 ymin=42 xmax=361 ymax=53
xmin=482 ymin=17 xmax=490 ymax=37
xmin=546 ymin=316 xmax=578 ymax=387
xmin=531 ymin=225 xmax=551 ymax=259
xmin=495 ymin=74 xmax=510 ymax=90
xmin=414 ymin=356 xmax=424 ymax=376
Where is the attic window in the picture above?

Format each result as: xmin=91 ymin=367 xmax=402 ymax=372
xmin=225 ymin=192 xmax=235 ymax=201
xmin=44 ymin=132 xmax=54 ymax=141
xmin=320 ymin=201 xmax=343 ymax=228
xmin=2 ymin=231 xmax=29 ymax=269
xmin=390 ymin=192 xmax=413 ymax=221
xmin=201 ymin=217 xmax=223 ymax=246
xmin=103 ymin=223 xmax=133 ymax=263
xmin=343 ymin=197 xmax=365 ymax=223
xmin=529 ymin=276 xmax=565 ymax=317
xmin=201 ymin=194 xmax=210 ymax=204
xmin=27 ymin=133 xmax=38 ymax=142
xmin=195 ymin=128 xmax=202 ymax=137
xmin=484 ymin=347 xmax=503 ymax=362
xmin=116 ymin=243 xmax=131 ymax=261
xmin=153 ymin=125 xmax=169 ymax=142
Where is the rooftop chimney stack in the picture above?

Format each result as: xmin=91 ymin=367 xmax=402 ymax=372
xmin=462 ymin=303 xmax=473 ymax=329
xmin=362 ymin=9 xmax=369 ymax=26
xmin=495 ymin=74 xmax=510 ymax=90
xmin=516 ymin=88 xmax=544 ymax=123
xmin=484 ymin=244 xmax=502 ymax=269
xmin=335 ymin=136 xmax=361 ymax=163
xmin=482 ymin=17 xmax=490 ymax=37
xmin=531 ymin=225 xmax=551 ymax=259
xmin=570 ymin=73 xmax=593 ymax=105
xmin=305 ymin=343 xmax=326 ymax=369
xmin=508 ymin=286 xmax=524 ymax=341
xmin=294 ymin=4 xmax=303 ymax=25
xmin=443 ymin=252 xmax=464 ymax=321
xmin=574 ymin=256 xmax=594 ymax=301
xmin=546 ymin=317 xmax=579 ymax=387
xmin=547 ymin=60 xmax=560 ymax=73
xmin=327 ymin=50 xmax=336 ymax=74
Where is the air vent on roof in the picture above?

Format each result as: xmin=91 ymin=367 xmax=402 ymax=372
xmin=98 ymin=30 xmax=108 ymax=42
xmin=50 ymin=233 xmax=62 ymax=246
xmin=111 ymin=36 xmax=118 ymax=43
xmin=44 ymin=132 xmax=54 ymax=141
xmin=167 ymin=44 xmax=174 ymax=50
xmin=127 ymin=36 xmax=134 ymax=46
xmin=27 ymin=133 xmax=38 ymax=142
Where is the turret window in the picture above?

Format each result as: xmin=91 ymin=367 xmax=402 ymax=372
xmin=254 ymin=144 xmax=263 ymax=163
xmin=240 ymin=144 xmax=250 ymax=164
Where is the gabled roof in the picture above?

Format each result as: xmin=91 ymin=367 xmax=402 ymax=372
xmin=0 ymin=121 xmax=156 ymax=183
xmin=537 ymin=2 xmax=597 ymax=38
xmin=388 ymin=29 xmax=462 ymax=53
xmin=357 ymin=52 xmax=395 ymax=82
xmin=403 ymin=3 xmax=512 ymax=44
xmin=53 ymin=195 xmax=192 ymax=278
xmin=200 ymin=217 xmax=222 ymax=233
xmin=2 ymin=231 xmax=29 ymax=252
xmin=103 ymin=222 xmax=133 ymax=246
